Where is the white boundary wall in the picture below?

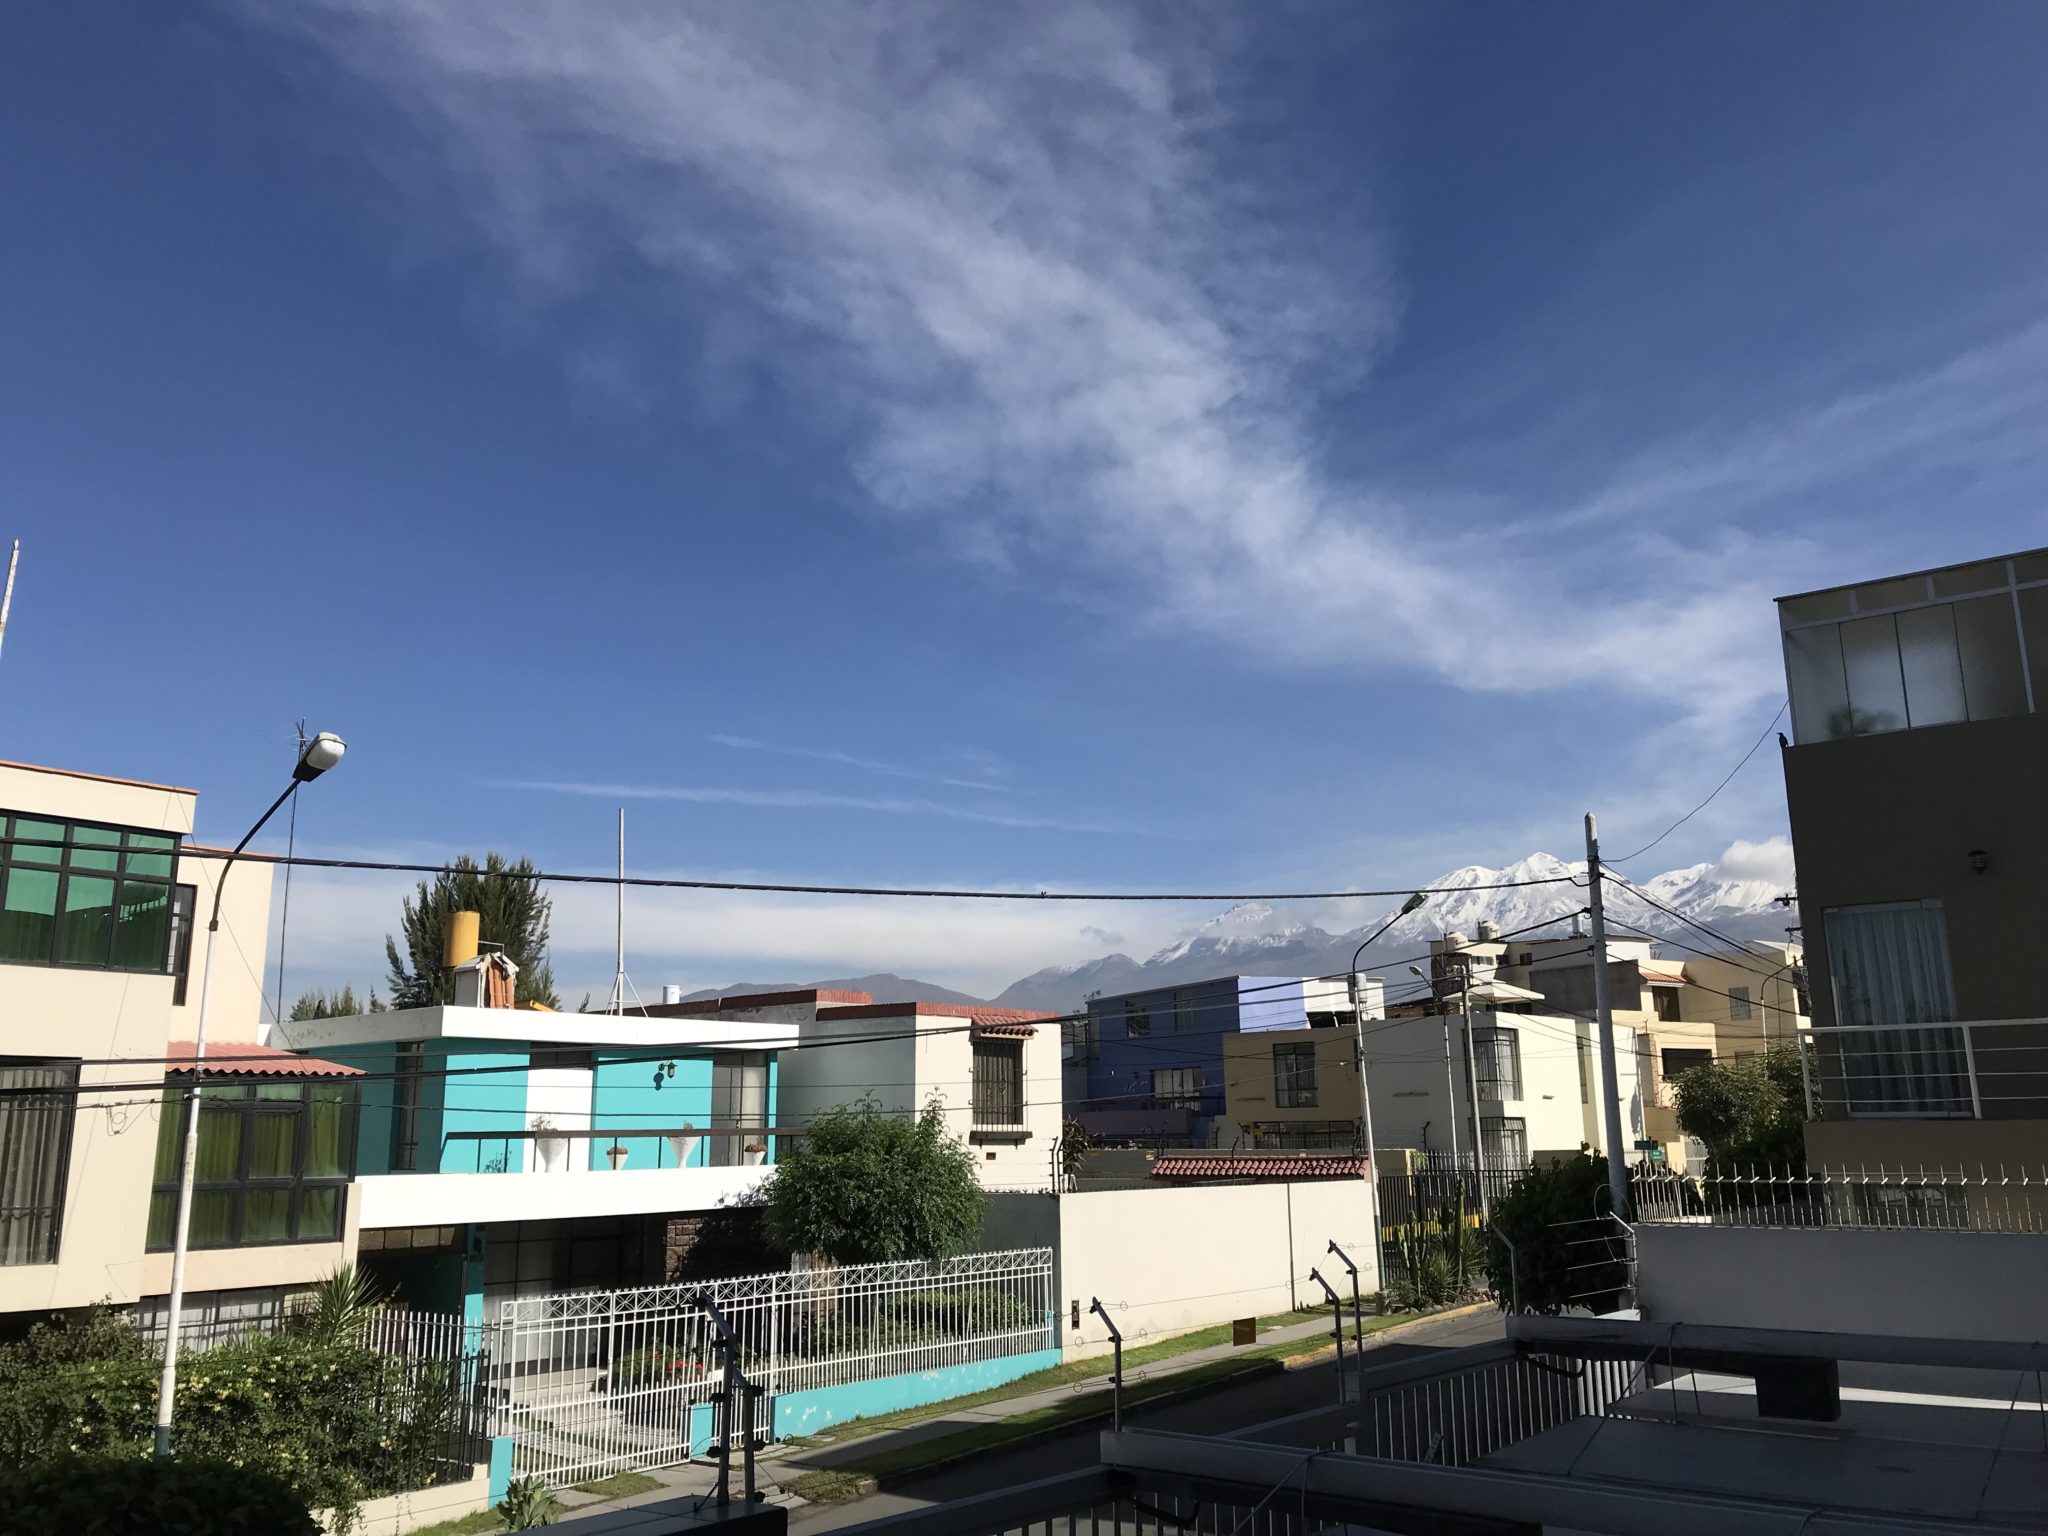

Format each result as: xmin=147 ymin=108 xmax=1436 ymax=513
xmin=987 ymin=1179 xmax=1380 ymax=1361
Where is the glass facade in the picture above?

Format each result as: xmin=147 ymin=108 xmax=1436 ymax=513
xmin=1272 ymin=1043 xmax=1318 ymax=1107
xmin=0 ymin=813 xmax=178 ymax=972
xmin=147 ymin=1079 xmax=357 ymax=1250
xmin=1780 ymin=557 xmax=2046 ymax=744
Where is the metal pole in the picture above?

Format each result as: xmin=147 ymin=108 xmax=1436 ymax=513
xmin=1327 ymin=1241 xmax=1364 ymax=1342
xmin=155 ymin=779 xmax=300 ymax=1457
xmin=1088 ymin=1298 xmax=1123 ymax=1430
xmin=1308 ymin=1268 xmax=1346 ymax=1403
xmin=1586 ymin=813 xmax=1631 ymax=1221
xmin=1460 ymin=968 xmax=1490 ymax=1223
xmin=612 ymin=807 xmax=626 ymax=1015
xmin=1348 ymin=972 xmax=1383 ymax=1309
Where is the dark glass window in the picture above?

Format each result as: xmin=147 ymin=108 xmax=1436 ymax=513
xmin=0 ymin=1058 xmax=77 ymax=1266
xmin=167 ymin=885 xmax=196 ymax=1005
xmin=147 ymin=1079 xmax=356 ymax=1250
xmin=0 ymin=814 xmax=178 ymax=973
xmin=391 ymin=1042 xmax=425 ymax=1172
xmin=710 ymin=1051 xmax=769 ymax=1165
xmin=1124 ymin=1000 xmax=1150 ymax=1037
xmin=1273 ymin=1043 xmax=1318 ymax=1108
xmin=972 ymin=1041 xmax=1025 ymax=1126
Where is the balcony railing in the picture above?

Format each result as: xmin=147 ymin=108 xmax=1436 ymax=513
xmin=431 ymin=1125 xmax=801 ymax=1174
xmin=1802 ymin=1017 xmax=2048 ymax=1120
xmin=1633 ymin=1163 xmax=2048 ymax=1233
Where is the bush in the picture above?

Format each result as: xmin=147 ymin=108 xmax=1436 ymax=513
xmin=0 ymin=1455 xmax=318 ymax=1535
xmin=1385 ymin=1188 xmax=1481 ymax=1311
xmin=764 ymin=1097 xmax=986 ymax=1264
xmin=0 ymin=1314 xmax=462 ymax=1527
xmin=1671 ymin=1044 xmax=1808 ymax=1171
xmin=1483 ymin=1152 xmax=1630 ymax=1316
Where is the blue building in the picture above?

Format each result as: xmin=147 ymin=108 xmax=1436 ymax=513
xmin=1071 ymin=974 xmax=1337 ymax=1144
xmin=286 ymin=984 xmax=790 ymax=1327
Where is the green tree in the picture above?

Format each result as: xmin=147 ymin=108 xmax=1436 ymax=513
xmin=763 ymin=1097 xmax=987 ymax=1264
xmin=383 ymin=854 xmax=559 ymax=1009
xmin=1483 ymin=1151 xmax=1630 ymax=1316
xmin=288 ymin=984 xmax=384 ymax=1022
xmin=1671 ymin=1044 xmax=1808 ymax=1170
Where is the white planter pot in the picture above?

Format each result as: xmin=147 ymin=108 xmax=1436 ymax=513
xmin=743 ymin=1146 xmax=767 ymax=1166
xmin=535 ymin=1135 xmax=569 ymax=1173
xmin=606 ymin=1145 xmax=631 ymax=1171
xmin=666 ymin=1133 xmax=701 ymax=1168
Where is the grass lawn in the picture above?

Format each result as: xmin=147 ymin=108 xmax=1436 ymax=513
xmin=572 ymin=1470 xmax=664 ymax=1498
xmin=401 ymin=1513 xmax=506 ymax=1536
xmin=402 ymin=1467 xmax=668 ymax=1533
xmin=783 ymin=1304 xmax=1335 ymax=1454
xmin=781 ymin=1310 xmax=1417 ymax=1504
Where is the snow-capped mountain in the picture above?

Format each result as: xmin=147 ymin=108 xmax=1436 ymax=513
xmin=991 ymin=849 xmax=1796 ymax=1011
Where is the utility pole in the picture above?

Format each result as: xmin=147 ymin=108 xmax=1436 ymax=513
xmin=1348 ymin=972 xmax=1383 ymax=1306
xmin=1585 ymin=813 xmax=1631 ymax=1220
xmin=610 ymin=807 xmax=626 ymax=1015
xmin=1459 ymin=964 xmax=1490 ymax=1222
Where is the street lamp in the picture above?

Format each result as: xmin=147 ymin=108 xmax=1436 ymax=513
xmin=1346 ymin=892 xmax=1426 ymax=1291
xmin=153 ymin=732 xmax=346 ymax=1457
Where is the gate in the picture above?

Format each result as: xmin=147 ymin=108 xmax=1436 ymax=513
xmin=497 ymin=1247 xmax=1056 ymax=1488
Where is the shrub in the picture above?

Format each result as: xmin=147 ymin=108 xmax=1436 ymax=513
xmin=496 ymin=1474 xmax=562 ymax=1529
xmin=1483 ymin=1152 xmax=1630 ymax=1316
xmin=0 ymin=1455 xmax=318 ymax=1535
xmin=1385 ymin=1188 xmax=1480 ymax=1311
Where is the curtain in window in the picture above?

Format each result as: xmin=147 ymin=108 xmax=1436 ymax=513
xmin=305 ymin=1087 xmax=349 ymax=1177
xmin=1825 ymin=902 xmax=1968 ymax=1115
xmin=0 ymin=1062 xmax=76 ymax=1266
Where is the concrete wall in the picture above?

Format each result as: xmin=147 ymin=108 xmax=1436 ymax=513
xmin=1637 ymin=1222 xmax=2048 ymax=1344
xmin=589 ymin=1051 xmax=713 ymax=1169
xmin=322 ymin=1463 xmax=491 ymax=1536
xmin=1082 ymin=976 xmax=1242 ymax=1115
xmin=1051 ymin=1179 xmax=1378 ymax=1360
xmin=771 ymin=1347 xmax=1061 ymax=1439
xmin=1223 ymin=1026 xmax=1359 ymax=1123
xmin=1806 ymin=1117 xmax=2048 ymax=1170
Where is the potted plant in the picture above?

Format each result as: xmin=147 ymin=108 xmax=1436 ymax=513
xmin=606 ymin=1142 xmax=632 ymax=1170
xmin=531 ymin=1115 xmax=569 ymax=1173
xmin=742 ymin=1140 xmax=768 ymax=1166
xmin=666 ymin=1120 xmax=701 ymax=1168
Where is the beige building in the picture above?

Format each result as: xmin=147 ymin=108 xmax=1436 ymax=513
xmin=1410 ymin=929 xmax=1807 ymax=1169
xmin=1777 ymin=546 xmax=2048 ymax=1169
xmin=0 ymin=760 xmax=357 ymax=1330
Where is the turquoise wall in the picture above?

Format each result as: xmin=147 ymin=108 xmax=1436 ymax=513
xmin=439 ymin=1043 xmax=530 ymax=1172
xmin=766 ymin=1056 xmax=779 ymax=1165
xmin=770 ymin=1349 xmax=1062 ymax=1440
xmin=488 ymin=1436 xmax=515 ymax=1504
xmin=590 ymin=1052 xmax=714 ymax=1169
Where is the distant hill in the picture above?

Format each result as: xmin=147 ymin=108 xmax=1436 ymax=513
xmin=678 ymin=972 xmax=987 ymax=1007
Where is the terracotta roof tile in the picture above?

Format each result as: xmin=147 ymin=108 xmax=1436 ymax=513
xmin=165 ymin=1041 xmax=362 ymax=1079
xmin=1151 ymin=1152 xmax=1370 ymax=1180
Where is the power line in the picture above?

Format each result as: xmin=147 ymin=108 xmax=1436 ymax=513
xmin=1600 ymin=868 xmax=1794 ymax=973
xmin=1605 ymin=699 xmax=1789 ymax=865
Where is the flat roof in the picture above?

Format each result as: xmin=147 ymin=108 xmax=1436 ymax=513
xmin=0 ymin=759 xmax=199 ymax=796
xmin=1776 ymin=544 xmax=2048 ymax=605
xmin=632 ymin=987 xmax=875 ymax=1015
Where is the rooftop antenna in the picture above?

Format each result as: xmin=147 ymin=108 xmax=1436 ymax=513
xmin=610 ymin=807 xmax=626 ymax=1015
xmin=0 ymin=540 xmax=19 ymax=666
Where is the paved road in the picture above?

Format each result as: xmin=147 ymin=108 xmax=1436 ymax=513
xmin=791 ymin=1308 xmax=1505 ymax=1532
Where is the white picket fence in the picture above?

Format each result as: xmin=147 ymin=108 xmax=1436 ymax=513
xmin=496 ymin=1247 xmax=1056 ymax=1488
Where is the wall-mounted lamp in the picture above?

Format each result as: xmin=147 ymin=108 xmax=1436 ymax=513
xmin=1969 ymin=849 xmax=1990 ymax=876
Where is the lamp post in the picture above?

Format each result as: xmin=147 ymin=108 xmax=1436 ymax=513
xmin=1349 ymin=892 xmax=1425 ymax=1309
xmin=153 ymin=732 xmax=346 ymax=1458
xmin=1408 ymin=964 xmax=1461 ymax=1170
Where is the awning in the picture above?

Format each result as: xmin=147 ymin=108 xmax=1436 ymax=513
xmin=970 ymin=1020 xmax=1039 ymax=1039
xmin=165 ymin=1041 xmax=363 ymax=1078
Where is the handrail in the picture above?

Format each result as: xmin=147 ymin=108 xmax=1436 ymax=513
xmin=443 ymin=1124 xmax=802 ymax=1141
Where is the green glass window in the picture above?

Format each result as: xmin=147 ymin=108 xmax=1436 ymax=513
xmin=1 ymin=812 xmax=181 ymax=973
xmin=0 ymin=868 xmax=58 ymax=963
xmin=146 ymin=1079 xmax=357 ymax=1251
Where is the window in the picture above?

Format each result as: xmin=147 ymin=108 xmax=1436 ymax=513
xmin=1471 ymin=1027 xmax=1522 ymax=1101
xmin=167 ymin=884 xmax=196 ymax=1005
xmin=1063 ymin=1017 xmax=1098 ymax=1062
xmin=1652 ymin=988 xmax=1681 ymax=1022
xmin=1124 ymin=1000 xmax=1150 ymax=1037
xmin=711 ymin=1051 xmax=770 ymax=1163
xmin=0 ymin=1058 xmax=77 ymax=1266
xmin=1273 ymin=1044 xmax=1318 ymax=1108
xmin=1151 ymin=1067 xmax=1203 ymax=1108
xmin=972 ymin=1041 xmax=1024 ymax=1127
xmin=0 ymin=814 xmax=178 ymax=973
xmin=1727 ymin=985 xmax=1752 ymax=1021
xmin=1480 ymin=1117 xmax=1527 ymax=1170
xmin=147 ymin=1079 xmax=357 ymax=1250
xmin=1825 ymin=900 xmax=1967 ymax=1116
xmin=1661 ymin=1048 xmax=1713 ymax=1083
xmin=1174 ymin=991 xmax=1199 ymax=1032
xmin=391 ymin=1041 xmax=425 ymax=1172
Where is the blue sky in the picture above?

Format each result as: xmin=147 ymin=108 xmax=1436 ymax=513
xmin=2 ymin=3 xmax=2044 ymax=1005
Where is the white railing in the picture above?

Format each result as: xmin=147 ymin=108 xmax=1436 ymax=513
xmin=1633 ymin=1164 xmax=2048 ymax=1233
xmin=496 ymin=1247 xmax=1056 ymax=1488
xmin=1801 ymin=1017 xmax=2048 ymax=1121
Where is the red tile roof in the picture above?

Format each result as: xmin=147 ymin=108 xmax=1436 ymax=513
xmin=1151 ymin=1152 xmax=1370 ymax=1180
xmin=820 ymin=1001 xmax=1058 ymax=1030
xmin=165 ymin=1041 xmax=363 ymax=1079
xmin=969 ymin=1021 xmax=1039 ymax=1040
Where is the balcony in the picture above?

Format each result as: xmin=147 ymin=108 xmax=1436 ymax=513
xmin=356 ymin=1126 xmax=801 ymax=1230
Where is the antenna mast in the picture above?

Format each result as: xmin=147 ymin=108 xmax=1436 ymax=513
xmin=0 ymin=541 xmax=19 ymax=665
xmin=610 ymin=807 xmax=626 ymax=1015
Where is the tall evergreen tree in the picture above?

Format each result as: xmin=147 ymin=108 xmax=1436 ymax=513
xmin=384 ymin=854 xmax=560 ymax=1009
xmin=289 ymin=985 xmax=385 ymax=1021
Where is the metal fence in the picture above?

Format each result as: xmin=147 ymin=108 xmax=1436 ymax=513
xmin=1632 ymin=1164 xmax=2048 ymax=1233
xmin=496 ymin=1246 xmax=1057 ymax=1488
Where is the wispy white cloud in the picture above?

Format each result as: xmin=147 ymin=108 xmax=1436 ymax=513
xmin=486 ymin=776 xmax=1143 ymax=835
xmin=264 ymin=1 xmax=2048 ymax=781
xmin=709 ymin=733 xmax=1006 ymax=793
